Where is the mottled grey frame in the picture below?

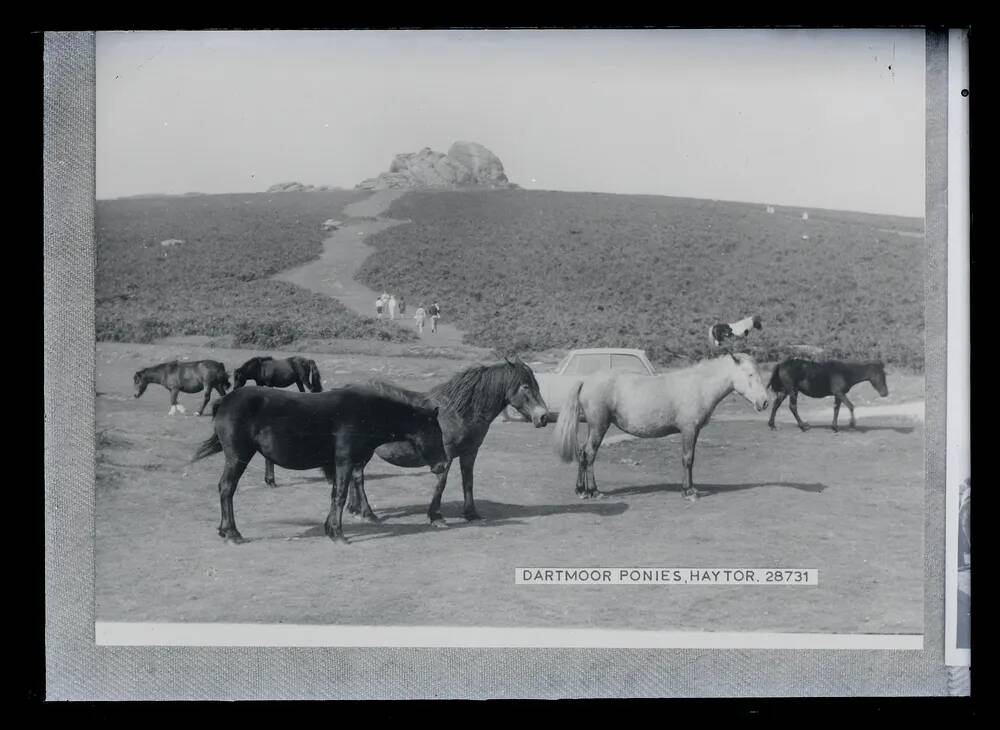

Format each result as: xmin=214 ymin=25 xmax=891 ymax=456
xmin=43 ymin=30 xmax=957 ymax=699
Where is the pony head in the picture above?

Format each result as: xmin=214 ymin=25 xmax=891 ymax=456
xmin=407 ymin=405 xmax=448 ymax=474
xmin=503 ymin=356 xmax=549 ymax=428
xmin=726 ymin=353 xmax=770 ymax=412
xmin=133 ymin=371 xmax=148 ymax=398
xmin=219 ymin=369 xmax=232 ymax=394
xmin=870 ymin=362 xmax=889 ymax=397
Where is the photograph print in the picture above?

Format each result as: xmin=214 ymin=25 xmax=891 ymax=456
xmin=91 ymin=29 xmax=929 ymax=648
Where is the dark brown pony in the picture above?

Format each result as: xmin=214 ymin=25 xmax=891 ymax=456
xmin=191 ymin=385 xmax=447 ymax=544
xmin=345 ymin=357 xmax=549 ymax=526
xmin=133 ymin=360 xmax=230 ymax=416
xmin=768 ymin=358 xmax=889 ymax=432
xmin=233 ymin=356 xmax=322 ymax=393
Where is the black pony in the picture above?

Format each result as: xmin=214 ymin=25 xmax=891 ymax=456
xmin=191 ymin=385 xmax=447 ymax=544
xmin=232 ymin=355 xmax=323 ymax=488
xmin=133 ymin=359 xmax=230 ymax=416
xmin=233 ymin=356 xmax=322 ymax=393
xmin=344 ymin=357 xmax=549 ymax=526
xmin=768 ymin=358 xmax=889 ymax=432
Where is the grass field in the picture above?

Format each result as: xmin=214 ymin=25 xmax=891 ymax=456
xmin=358 ymin=190 xmax=925 ymax=368
xmin=96 ymin=191 xmax=417 ymax=348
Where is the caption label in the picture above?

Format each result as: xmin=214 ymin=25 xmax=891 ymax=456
xmin=516 ymin=568 xmax=818 ymax=585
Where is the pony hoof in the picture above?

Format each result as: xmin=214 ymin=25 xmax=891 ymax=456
xmin=799 ymin=424 xmax=811 ymax=432
xmin=683 ymin=490 xmax=702 ymax=502
xmin=222 ymin=532 xmax=245 ymax=545
xmin=576 ymin=491 xmax=588 ymax=499
xmin=464 ymin=512 xmax=484 ymax=522
xmin=768 ymin=423 xmax=777 ymax=431
xmin=361 ymin=513 xmax=381 ymax=524
xmin=430 ymin=518 xmax=449 ymax=529
xmin=265 ymin=481 xmax=277 ymax=489
xmin=591 ymin=491 xmax=607 ymax=500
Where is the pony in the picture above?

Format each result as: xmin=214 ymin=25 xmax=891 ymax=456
xmin=133 ymin=360 xmax=231 ymax=416
xmin=343 ymin=357 xmax=549 ymax=526
xmin=767 ymin=358 xmax=889 ymax=432
xmin=709 ymin=315 xmax=762 ymax=347
xmin=232 ymin=355 xmax=324 ymax=488
xmin=553 ymin=353 xmax=770 ymax=501
xmin=232 ymin=355 xmax=323 ymax=393
xmin=190 ymin=385 xmax=447 ymax=544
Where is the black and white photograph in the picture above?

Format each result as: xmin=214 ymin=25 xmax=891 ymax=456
xmin=89 ymin=29 xmax=931 ymax=646
xmin=41 ymin=27 xmax=972 ymax=698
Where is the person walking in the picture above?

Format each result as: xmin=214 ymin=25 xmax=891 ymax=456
xmin=398 ymin=296 xmax=406 ymax=315
xmin=388 ymin=294 xmax=398 ymax=320
xmin=375 ymin=295 xmax=384 ymax=321
xmin=414 ymin=304 xmax=427 ymax=335
xmin=429 ymin=301 xmax=441 ymax=334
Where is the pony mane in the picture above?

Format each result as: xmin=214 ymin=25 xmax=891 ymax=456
xmin=430 ymin=360 xmax=535 ymax=419
xmin=364 ymin=379 xmax=433 ymax=409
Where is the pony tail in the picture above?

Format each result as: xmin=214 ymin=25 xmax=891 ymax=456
xmin=309 ymin=360 xmax=323 ymax=392
xmin=553 ymin=381 xmax=584 ymax=463
xmin=191 ymin=433 xmax=223 ymax=463
xmin=768 ymin=364 xmax=784 ymax=393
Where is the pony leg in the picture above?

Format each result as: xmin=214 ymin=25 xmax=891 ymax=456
xmin=582 ymin=421 xmax=610 ymax=498
xmin=459 ymin=451 xmax=481 ymax=521
xmin=218 ymin=456 xmax=249 ymax=543
xmin=839 ymin=393 xmax=857 ymax=428
xmin=350 ymin=466 xmax=379 ymax=523
xmin=832 ymin=396 xmax=842 ymax=432
xmin=264 ymin=458 xmax=276 ymax=488
xmin=681 ymin=428 xmax=702 ymax=501
xmin=195 ymin=388 xmax=212 ymax=416
xmin=788 ymin=392 xmax=810 ymax=431
xmin=168 ymin=389 xmax=180 ymax=415
xmin=427 ymin=458 xmax=454 ymax=527
xmin=295 ymin=380 xmax=305 ymax=392
xmin=767 ymin=392 xmax=786 ymax=430
xmin=323 ymin=460 xmax=353 ymax=544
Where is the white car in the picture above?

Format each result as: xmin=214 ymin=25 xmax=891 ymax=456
xmin=506 ymin=348 xmax=657 ymax=421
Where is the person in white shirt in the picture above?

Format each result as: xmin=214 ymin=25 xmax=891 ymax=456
xmin=375 ymin=296 xmax=384 ymax=320
xmin=388 ymin=294 xmax=398 ymax=320
xmin=414 ymin=305 xmax=427 ymax=334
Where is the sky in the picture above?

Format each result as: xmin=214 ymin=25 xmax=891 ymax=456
xmin=96 ymin=30 xmax=926 ymax=217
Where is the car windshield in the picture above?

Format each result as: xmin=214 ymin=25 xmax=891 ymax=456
xmin=563 ymin=353 xmax=610 ymax=375
xmin=611 ymin=354 xmax=650 ymax=373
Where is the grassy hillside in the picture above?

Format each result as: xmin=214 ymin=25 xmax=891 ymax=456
xmin=96 ymin=191 xmax=417 ymax=348
xmin=358 ymin=190 xmax=925 ymax=368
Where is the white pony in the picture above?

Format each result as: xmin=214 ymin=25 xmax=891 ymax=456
xmin=553 ymin=353 xmax=770 ymax=501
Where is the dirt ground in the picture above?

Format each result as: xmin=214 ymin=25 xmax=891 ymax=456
xmin=96 ymin=342 xmax=925 ymax=634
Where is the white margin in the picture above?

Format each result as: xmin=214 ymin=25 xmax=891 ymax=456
xmin=944 ymin=28 xmax=971 ymax=668
xmin=95 ymin=622 xmax=923 ymax=650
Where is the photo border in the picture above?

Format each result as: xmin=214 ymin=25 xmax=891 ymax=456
xmin=44 ymin=29 xmax=960 ymax=698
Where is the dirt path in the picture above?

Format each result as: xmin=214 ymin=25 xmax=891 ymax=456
xmin=274 ymin=191 xmax=470 ymax=349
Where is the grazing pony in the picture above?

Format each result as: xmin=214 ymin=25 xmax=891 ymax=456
xmin=232 ymin=355 xmax=324 ymax=488
xmin=709 ymin=315 xmax=762 ymax=347
xmin=345 ymin=357 xmax=549 ymax=526
xmin=767 ymin=358 xmax=889 ymax=432
xmin=554 ymin=353 xmax=770 ymax=501
xmin=191 ymin=385 xmax=447 ymax=544
xmin=133 ymin=360 xmax=230 ymax=416
xmin=232 ymin=355 xmax=323 ymax=393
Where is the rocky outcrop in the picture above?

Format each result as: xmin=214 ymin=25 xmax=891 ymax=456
xmin=267 ymin=182 xmax=333 ymax=193
xmin=357 ymin=141 xmax=512 ymax=191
